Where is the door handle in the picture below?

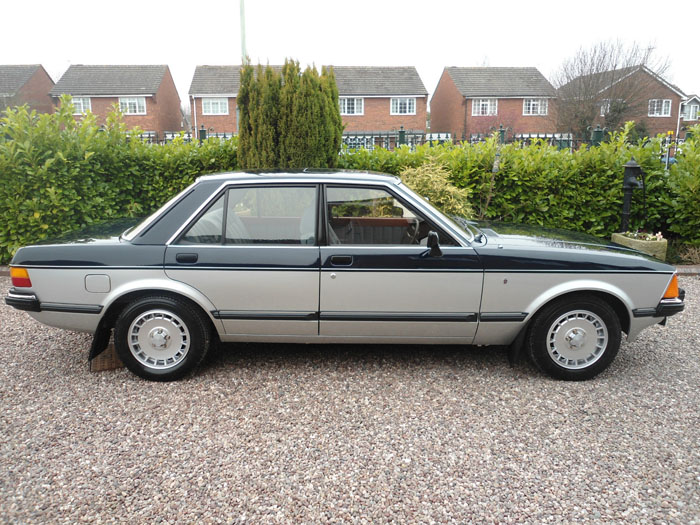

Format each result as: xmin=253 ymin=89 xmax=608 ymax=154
xmin=330 ymin=255 xmax=353 ymax=266
xmin=176 ymin=253 xmax=198 ymax=264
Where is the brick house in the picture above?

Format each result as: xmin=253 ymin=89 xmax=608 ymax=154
xmin=331 ymin=66 xmax=428 ymax=136
xmin=560 ymin=66 xmax=688 ymax=138
xmin=189 ymin=65 xmax=246 ymax=136
xmin=680 ymin=95 xmax=700 ymax=135
xmin=188 ymin=65 xmax=428 ymax=143
xmin=49 ymin=65 xmax=183 ymax=137
xmin=0 ymin=64 xmax=55 ymax=114
xmin=430 ymin=67 xmax=557 ymax=140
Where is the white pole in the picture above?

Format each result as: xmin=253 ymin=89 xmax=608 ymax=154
xmin=240 ymin=0 xmax=247 ymax=64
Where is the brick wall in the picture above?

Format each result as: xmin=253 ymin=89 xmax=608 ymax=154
xmin=342 ymin=96 xmax=427 ymax=132
xmin=466 ymin=98 xmax=557 ymax=136
xmin=191 ymin=97 xmax=237 ymax=134
xmin=430 ymin=69 xmax=466 ymax=138
xmin=17 ymin=66 xmax=54 ymax=114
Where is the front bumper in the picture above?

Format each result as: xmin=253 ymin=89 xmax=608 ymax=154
xmin=632 ymin=288 xmax=686 ymax=319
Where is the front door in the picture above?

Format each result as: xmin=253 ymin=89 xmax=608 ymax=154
xmin=165 ymin=184 xmax=320 ymax=337
xmin=319 ymin=185 xmax=482 ymax=342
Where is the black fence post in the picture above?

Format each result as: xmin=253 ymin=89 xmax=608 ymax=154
xmin=621 ymin=158 xmax=644 ymax=232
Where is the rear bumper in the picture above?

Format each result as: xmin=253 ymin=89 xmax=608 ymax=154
xmin=5 ymin=289 xmax=40 ymax=312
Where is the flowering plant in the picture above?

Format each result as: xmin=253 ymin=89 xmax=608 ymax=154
xmin=621 ymin=230 xmax=664 ymax=241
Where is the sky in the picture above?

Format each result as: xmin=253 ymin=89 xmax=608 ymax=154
xmin=3 ymin=0 xmax=697 ymax=108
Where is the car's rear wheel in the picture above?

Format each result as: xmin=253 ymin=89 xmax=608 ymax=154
xmin=114 ymin=296 xmax=210 ymax=381
xmin=526 ymin=295 xmax=622 ymax=381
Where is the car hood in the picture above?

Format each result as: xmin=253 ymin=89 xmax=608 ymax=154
xmin=474 ymin=221 xmax=626 ymax=251
xmin=469 ymin=220 xmax=674 ymax=272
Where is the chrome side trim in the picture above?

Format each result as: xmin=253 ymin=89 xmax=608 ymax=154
xmin=41 ymin=303 xmax=103 ymax=314
xmin=213 ymin=311 xmax=318 ymax=321
xmin=320 ymin=312 xmax=478 ymax=322
xmin=479 ymin=312 xmax=528 ymax=322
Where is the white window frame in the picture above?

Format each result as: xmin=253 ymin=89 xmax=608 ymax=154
xmin=390 ymin=97 xmax=416 ymax=115
xmin=648 ymin=99 xmax=671 ymax=117
xmin=683 ymin=103 xmax=699 ymax=121
xmin=202 ymin=97 xmax=229 ymax=115
xmin=600 ymin=99 xmax=610 ymax=117
xmin=523 ymin=98 xmax=548 ymax=116
xmin=119 ymin=97 xmax=147 ymax=115
xmin=339 ymin=97 xmax=364 ymax=116
xmin=472 ymin=98 xmax=498 ymax=116
xmin=71 ymin=97 xmax=91 ymax=115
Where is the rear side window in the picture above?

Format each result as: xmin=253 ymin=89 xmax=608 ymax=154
xmin=179 ymin=186 xmax=317 ymax=245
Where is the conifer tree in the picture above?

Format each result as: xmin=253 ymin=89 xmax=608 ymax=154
xmin=238 ymin=58 xmax=343 ymax=169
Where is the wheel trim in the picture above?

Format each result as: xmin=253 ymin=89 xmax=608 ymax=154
xmin=127 ymin=309 xmax=190 ymax=370
xmin=547 ymin=310 xmax=608 ymax=370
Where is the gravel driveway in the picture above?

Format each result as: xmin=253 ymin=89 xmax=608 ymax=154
xmin=1 ymin=275 xmax=699 ymax=524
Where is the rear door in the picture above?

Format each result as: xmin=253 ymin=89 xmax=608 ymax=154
xmin=319 ymin=185 xmax=482 ymax=342
xmin=165 ymin=184 xmax=320 ymax=336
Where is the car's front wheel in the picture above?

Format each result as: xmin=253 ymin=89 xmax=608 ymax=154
xmin=526 ymin=295 xmax=622 ymax=381
xmin=114 ymin=296 xmax=211 ymax=381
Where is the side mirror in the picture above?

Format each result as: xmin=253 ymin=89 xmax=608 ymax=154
xmin=427 ymin=231 xmax=443 ymax=257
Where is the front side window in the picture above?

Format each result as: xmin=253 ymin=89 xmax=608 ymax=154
xmin=119 ymin=97 xmax=147 ymax=115
xmin=339 ymin=97 xmax=364 ymax=115
xmin=390 ymin=97 xmax=416 ymax=115
xmin=72 ymin=97 xmax=91 ymax=115
xmin=523 ymin=98 xmax=548 ymax=116
xmin=325 ymin=186 xmax=455 ymax=246
xmin=648 ymin=99 xmax=671 ymax=117
xmin=180 ymin=186 xmax=317 ymax=245
xmin=202 ymin=98 xmax=229 ymax=115
xmin=472 ymin=99 xmax=497 ymax=116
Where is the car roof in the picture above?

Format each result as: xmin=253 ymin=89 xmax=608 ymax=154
xmin=196 ymin=169 xmax=401 ymax=185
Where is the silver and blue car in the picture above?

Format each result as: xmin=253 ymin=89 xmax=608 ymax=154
xmin=5 ymin=171 xmax=685 ymax=381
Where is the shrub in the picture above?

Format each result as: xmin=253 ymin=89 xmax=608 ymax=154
xmin=399 ymin=161 xmax=473 ymax=218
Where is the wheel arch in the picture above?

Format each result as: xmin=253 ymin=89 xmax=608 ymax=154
xmin=508 ymin=285 xmax=631 ymax=367
xmin=525 ymin=282 xmax=632 ymax=335
xmin=89 ymin=282 xmax=223 ymax=360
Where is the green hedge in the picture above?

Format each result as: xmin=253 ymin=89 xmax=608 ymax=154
xmin=1 ymin=104 xmax=699 ymax=264
xmin=0 ymin=100 xmax=238 ymax=262
xmin=340 ymin=123 xmax=699 ymax=241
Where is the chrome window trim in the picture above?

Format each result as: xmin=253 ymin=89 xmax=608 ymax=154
xmin=165 ymin=177 xmax=471 ymax=248
xmin=166 ymin=181 xmax=320 ymax=246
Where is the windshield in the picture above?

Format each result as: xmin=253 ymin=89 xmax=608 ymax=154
xmin=450 ymin=215 xmax=483 ymax=239
xmin=396 ymin=182 xmax=474 ymax=243
xmin=121 ymin=182 xmax=197 ymax=241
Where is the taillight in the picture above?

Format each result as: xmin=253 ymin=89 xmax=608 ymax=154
xmin=663 ymin=274 xmax=679 ymax=299
xmin=10 ymin=267 xmax=32 ymax=288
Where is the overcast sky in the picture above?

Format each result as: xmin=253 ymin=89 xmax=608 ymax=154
xmin=4 ymin=0 xmax=696 ymax=107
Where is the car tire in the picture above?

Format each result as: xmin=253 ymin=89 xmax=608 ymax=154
xmin=526 ymin=295 xmax=622 ymax=381
xmin=114 ymin=295 xmax=211 ymax=381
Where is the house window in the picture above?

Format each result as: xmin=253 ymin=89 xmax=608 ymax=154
xmin=648 ymin=99 xmax=671 ymax=117
xmin=339 ymin=97 xmax=364 ymax=115
xmin=119 ymin=97 xmax=146 ymax=115
xmin=523 ymin=99 xmax=548 ymax=116
xmin=202 ymin=98 xmax=229 ymax=115
xmin=71 ymin=97 xmax=91 ymax=115
xmin=600 ymin=99 xmax=610 ymax=117
xmin=472 ymin=99 xmax=497 ymax=116
xmin=683 ymin=103 xmax=699 ymax=121
xmin=390 ymin=97 xmax=416 ymax=115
